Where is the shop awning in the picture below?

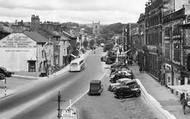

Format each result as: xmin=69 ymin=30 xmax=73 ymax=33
xmin=168 ymin=85 xmax=190 ymax=94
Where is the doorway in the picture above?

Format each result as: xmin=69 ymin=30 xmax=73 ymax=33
xmin=28 ymin=60 xmax=36 ymax=72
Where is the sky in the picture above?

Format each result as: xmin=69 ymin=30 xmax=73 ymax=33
xmin=0 ymin=0 xmax=147 ymax=24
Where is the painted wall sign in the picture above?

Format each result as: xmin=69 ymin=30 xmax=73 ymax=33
xmin=0 ymin=33 xmax=37 ymax=48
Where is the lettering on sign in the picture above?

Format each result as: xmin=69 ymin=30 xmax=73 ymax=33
xmin=0 ymin=34 xmax=36 ymax=48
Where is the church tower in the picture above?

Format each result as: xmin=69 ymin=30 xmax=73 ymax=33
xmin=92 ymin=21 xmax=100 ymax=36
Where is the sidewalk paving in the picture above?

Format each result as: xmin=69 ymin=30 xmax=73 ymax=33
xmin=129 ymin=65 xmax=190 ymax=119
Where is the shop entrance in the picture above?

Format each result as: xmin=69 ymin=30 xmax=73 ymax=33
xmin=28 ymin=60 xmax=36 ymax=72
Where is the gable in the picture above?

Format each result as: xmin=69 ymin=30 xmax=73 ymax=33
xmin=0 ymin=33 xmax=37 ymax=48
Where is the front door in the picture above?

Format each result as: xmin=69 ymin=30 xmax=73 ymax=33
xmin=28 ymin=60 xmax=36 ymax=72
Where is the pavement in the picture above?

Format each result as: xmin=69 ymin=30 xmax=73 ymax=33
xmin=129 ymin=64 xmax=190 ymax=119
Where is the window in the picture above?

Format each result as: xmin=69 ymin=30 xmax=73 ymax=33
xmin=165 ymin=42 xmax=170 ymax=59
xmin=173 ymin=24 xmax=180 ymax=36
xmin=187 ymin=54 xmax=190 ymax=71
xmin=79 ymin=60 xmax=84 ymax=64
xmin=173 ymin=42 xmax=181 ymax=62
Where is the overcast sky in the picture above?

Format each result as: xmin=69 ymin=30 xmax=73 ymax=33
xmin=0 ymin=0 xmax=147 ymax=24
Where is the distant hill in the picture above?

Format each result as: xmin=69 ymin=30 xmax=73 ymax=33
xmin=61 ymin=22 xmax=93 ymax=34
xmin=100 ymin=23 xmax=124 ymax=41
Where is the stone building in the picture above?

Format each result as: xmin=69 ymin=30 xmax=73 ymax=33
xmin=163 ymin=8 xmax=185 ymax=87
xmin=92 ymin=21 xmax=100 ymax=37
xmin=161 ymin=0 xmax=190 ymax=88
xmin=137 ymin=13 xmax=146 ymax=71
xmin=144 ymin=0 xmax=163 ymax=79
xmin=124 ymin=23 xmax=136 ymax=51
xmin=31 ymin=15 xmax=40 ymax=31
xmin=0 ymin=31 xmax=52 ymax=72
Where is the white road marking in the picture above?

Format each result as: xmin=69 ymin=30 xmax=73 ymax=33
xmin=66 ymin=73 xmax=106 ymax=109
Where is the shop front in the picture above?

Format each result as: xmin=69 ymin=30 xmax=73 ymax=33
xmin=146 ymin=45 xmax=161 ymax=80
xmin=181 ymin=71 xmax=190 ymax=85
xmin=164 ymin=63 xmax=173 ymax=86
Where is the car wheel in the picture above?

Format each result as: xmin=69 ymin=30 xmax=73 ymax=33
xmin=135 ymin=92 xmax=141 ymax=97
xmin=0 ymin=73 xmax=5 ymax=80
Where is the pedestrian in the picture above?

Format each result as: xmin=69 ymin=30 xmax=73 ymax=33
xmin=119 ymin=48 xmax=122 ymax=54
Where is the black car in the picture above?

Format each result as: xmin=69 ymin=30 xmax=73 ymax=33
xmin=114 ymin=86 xmax=141 ymax=99
xmin=110 ymin=62 xmax=127 ymax=69
xmin=0 ymin=67 xmax=14 ymax=78
xmin=114 ymin=80 xmax=141 ymax=98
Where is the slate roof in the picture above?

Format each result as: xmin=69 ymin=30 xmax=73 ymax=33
xmin=24 ymin=31 xmax=49 ymax=43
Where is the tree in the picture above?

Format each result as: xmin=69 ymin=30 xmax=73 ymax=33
xmin=103 ymin=42 xmax=114 ymax=52
xmin=89 ymin=39 xmax=95 ymax=49
xmin=83 ymin=40 xmax=88 ymax=49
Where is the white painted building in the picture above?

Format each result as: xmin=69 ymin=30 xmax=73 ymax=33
xmin=0 ymin=31 xmax=51 ymax=72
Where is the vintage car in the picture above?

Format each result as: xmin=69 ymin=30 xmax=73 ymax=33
xmin=108 ymin=78 xmax=132 ymax=92
xmin=110 ymin=62 xmax=126 ymax=69
xmin=110 ymin=71 xmax=134 ymax=83
xmin=108 ymin=82 xmax=122 ymax=92
xmin=88 ymin=80 xmax=103 ymax=95
xmin=0 ymin=67 xmax=14 ymax=80
xmin=114 ymin=80 xmax=141 ymax=99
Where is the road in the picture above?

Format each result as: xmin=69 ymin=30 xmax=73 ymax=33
xmin=0 ymin=48 xmax=171 ymax=119
xmin=0 ymin=49 xmax=105 ymax=119
xmin=75 ymin=62 xmax=167 ymax=119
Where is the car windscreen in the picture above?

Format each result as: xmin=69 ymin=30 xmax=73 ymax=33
xmin=71 ymin=63 xmax=78 ymax=66
xmin=90 ymin=84 xmax=100 ymax=90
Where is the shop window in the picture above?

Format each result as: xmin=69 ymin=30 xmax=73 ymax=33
xmin=188 ymin=78 xmax=190 ymax=84
xmin=187 ymin=54 xmax=190 ymax=71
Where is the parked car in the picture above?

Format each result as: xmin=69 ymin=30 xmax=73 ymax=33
xmin=116 ymin=78 xmax=131 ymax=84
xmin=108 ymin=82 xmax=122 ymax=92
xmin=88 ymin=80 xmax=103 ymax=95
xmin=108 ymin=78 xmax=131 ymax=92
xmin=0 ymin=73 xmax=5 ymax=80
xmin=114 ymin=80 xmax=141 ymax=99
xmin=114 ymin=86 xmax=141 ymax=99
xmin=110 ymin=71 xmax=134 ymax=83
xmin=110 ymin=62 xmax=126 ymax=69
xmin=0 ymin=67 xmax=14 ymax=78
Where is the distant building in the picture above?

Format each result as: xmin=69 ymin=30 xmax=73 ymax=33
xmin=0 ymin=23 xmax=12 ymax=39
xmin=31 ymin=15 xmax=40 ymax=31
xmin=11 ymin=20 xmax=30 ymax=32
xmin=124 ymin=23 xmax=136 ymax=51
xmin=92 ymin=21 xmax=100 ymax=37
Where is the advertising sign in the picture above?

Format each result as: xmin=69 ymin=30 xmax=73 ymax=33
xmin=0 ymin=33 xmax=37 ymax=48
